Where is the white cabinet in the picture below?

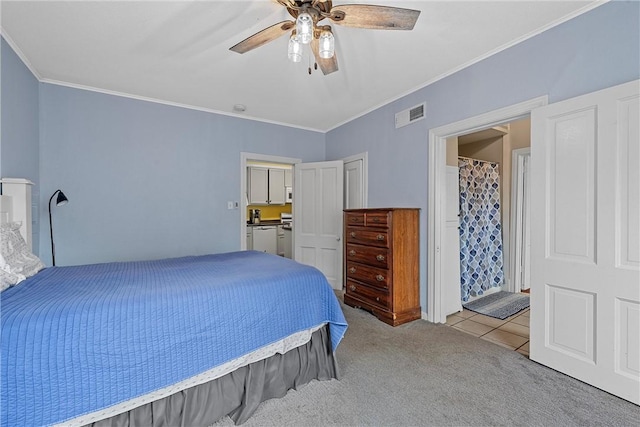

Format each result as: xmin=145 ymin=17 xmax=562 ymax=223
xmin=246 ymin=227 xmax=253 ymax=250
xmin=248 ymin=167 xmax=285 ymax=205
xmin=248 ymin=167 xmax=268 ymax=205
xmin=268 ymin=169 xmax=285 ymax=205
xmin=283 ymin=228 xmax=292 ymax=259
xmin=284 ymin=169 xmax=292 ymax=187
xmin=276 ymin=225 xmax=285 ymax=256
xmin=252 ymin=226 xmax=277 ymax=254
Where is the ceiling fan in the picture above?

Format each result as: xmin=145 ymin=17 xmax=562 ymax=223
xmin=229 ymin=0 xmax=420 ymax=75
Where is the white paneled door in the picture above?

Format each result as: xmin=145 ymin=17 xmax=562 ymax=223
xmin=530 ymin=80 xmax=640 ymax=405
xmin=294 ymin=161 xmax=344 ymax=290
xmin=443 ymin=165 xmax=462 ymax=316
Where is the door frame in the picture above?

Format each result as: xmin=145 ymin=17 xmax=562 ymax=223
xmin=427 ymin=96 xmax=548 ymax=323
xmin=510 ymin=147 xmax=531 ymax=292
xmin=240 ymin=152 xmax=301 ymax=250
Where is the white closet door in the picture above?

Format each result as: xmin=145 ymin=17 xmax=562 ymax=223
xmin=530 ymin=79 xmax=639 ymax=405
xmin=344 ymin=159 xmax=364 ymax=209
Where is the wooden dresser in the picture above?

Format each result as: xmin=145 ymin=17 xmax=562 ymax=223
xmin=343 ymin=208 xmax=421 ymax=326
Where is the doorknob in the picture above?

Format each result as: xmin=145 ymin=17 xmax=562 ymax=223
xmin=336 ymin=236 xmax=341 ymax=241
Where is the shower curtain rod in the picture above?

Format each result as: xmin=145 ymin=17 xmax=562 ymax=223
xmin=457 ymin=155 xmax=500 ymax=166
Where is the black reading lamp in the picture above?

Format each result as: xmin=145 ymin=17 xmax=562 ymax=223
xmin=48 ymin=189 xmax=69 ymax=266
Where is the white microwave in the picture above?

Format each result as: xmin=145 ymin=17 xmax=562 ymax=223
xmin=285 ymin=186 xmax=293 ymax=203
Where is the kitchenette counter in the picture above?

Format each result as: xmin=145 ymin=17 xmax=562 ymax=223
xmin=246 ymin=220 xmax=284 ymax=227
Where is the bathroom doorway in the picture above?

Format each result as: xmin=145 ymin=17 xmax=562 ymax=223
xmin=426 ymin=96 xmax=547 ymax=324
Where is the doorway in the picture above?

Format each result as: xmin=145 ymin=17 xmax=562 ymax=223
xmin=446 ymin=118 xmax=531 ymax=304
xmin=240 ymin=152 xmax=368 ymax=291
xmin=240 ymin=153 xmax=301 ymax=250
xmin=427 ymin=96 xmax=548 ymax=324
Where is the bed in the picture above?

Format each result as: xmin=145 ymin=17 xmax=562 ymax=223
xmin=0 ymin=189 xmax=347 ymax=426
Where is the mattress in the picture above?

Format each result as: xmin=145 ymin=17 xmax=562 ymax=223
xmin=1 ymin=251 xmax=347 ymax=427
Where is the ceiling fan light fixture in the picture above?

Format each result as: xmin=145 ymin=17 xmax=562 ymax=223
xmin=288 ymin=34 xmax=302 ymax=63
xmin=296 ymin=12 xmax=313 ymax=44
xmin=318 ymin=30 xmax=335 ymax=59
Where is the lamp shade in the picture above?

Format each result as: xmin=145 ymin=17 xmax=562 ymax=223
xmin=55 ymin=191 xmax=69 ymax=206
xmin=288 ymin=34 xmax=302 ymax=63
xmin=318 ymin=30 xmax=335 ymax=59
xmin=296 ymin=12 xmax=313 ymax=44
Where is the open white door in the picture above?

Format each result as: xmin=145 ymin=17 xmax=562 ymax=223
xmin=522 ymin=155 xmax=531 ymax=290
xmin=294 ymin=161 xmax=344 ymax=290
xmin=443 ymin=165 xmax=462 ymax=316
xmin=530 ymin=80 xmax=639 ymax=404
xmin=511 ymin=149 xmax=532 ymax=292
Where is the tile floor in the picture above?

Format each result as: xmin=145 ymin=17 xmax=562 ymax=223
xmin=446 ymin=307 xmax=530 ymax=357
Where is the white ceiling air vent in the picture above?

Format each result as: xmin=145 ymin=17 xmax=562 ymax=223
xmin=395 ymin=102 xmax=426 ymax=129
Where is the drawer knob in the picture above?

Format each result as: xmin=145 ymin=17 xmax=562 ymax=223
xmin=373 ymin=217 xmax=380 ymax=223
xmin=349 ymin=250 xmax=356 ymax=256
xmin=349 ymin=285 xmax=356 ymax=291
xmin=376 ymin=297 xmax=380 ymax=302
xmin=350 ymin=231 xmax=356 ymax=238
xmin=376 ymin=274 xmax=385 ymax=282
xmin=349 ymin=267 xmax=356 ymax=274
xmin=376 ymin=254 xmax=385 ymax=261
xmin=351 ymin=217 xmax=358 ymax=222
xmin=376 ymin=234 xmax=385 ymax=241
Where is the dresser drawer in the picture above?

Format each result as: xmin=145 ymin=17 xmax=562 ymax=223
xmin=346 ymin=279 xmax=390 ymax=309
xmin=345 ymin=212 xmax=365 ymax=226
xmin=345 ymin=227 xmax=390 ymax=248
xmin=345 ymin=244 xmax=389 ymax=269
xmin=346 ymin=261 xmax=390 ymax=289
xmin=365 ymin=211 xmax=389 ymax=228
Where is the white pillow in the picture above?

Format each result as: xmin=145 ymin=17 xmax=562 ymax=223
xmin=0 ymin=267 xmax=23 ymax=292
xmin=0 ymin=222 xmax=45 ymax=279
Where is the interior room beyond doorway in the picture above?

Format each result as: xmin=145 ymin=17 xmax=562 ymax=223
xmin=443 ymin=117 xmax=531 ymax=311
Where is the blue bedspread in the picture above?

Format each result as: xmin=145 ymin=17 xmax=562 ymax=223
xmin=1 ymin=251 xmax=347 ymax=426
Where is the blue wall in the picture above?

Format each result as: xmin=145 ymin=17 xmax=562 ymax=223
xmin=1 ymin=36 xmax=41 ymax=253
xmin=38 ymin=85 xmax=325 ymax=265
xmin=0 ymin=38 xmax=39 ymax=181
xmin=325 ymin=0 xmax=640 ymax=310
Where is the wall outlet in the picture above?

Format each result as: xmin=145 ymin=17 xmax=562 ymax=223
xmin=227 ymin=201 xmax=233 ymax=210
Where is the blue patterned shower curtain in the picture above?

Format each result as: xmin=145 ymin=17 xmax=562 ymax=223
xmin=458 ymin=157 xmax=504 ymax=302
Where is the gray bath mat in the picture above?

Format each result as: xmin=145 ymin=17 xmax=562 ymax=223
xmin=463 ymin=291 xmax=530 ymax=319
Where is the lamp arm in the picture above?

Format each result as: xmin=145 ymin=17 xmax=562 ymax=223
xmin=48 ymin=190 xmax=61 ymax=266
xmin=48 ymin=190 xmax=60 ymax=207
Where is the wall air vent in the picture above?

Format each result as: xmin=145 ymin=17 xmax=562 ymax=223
xmin=395 ymin=102 xmax=426 ymax=129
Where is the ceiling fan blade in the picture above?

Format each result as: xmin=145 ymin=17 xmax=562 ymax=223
xmin=275 ymin=0 xmax=295 ymax=8
xmin=230 ymin=21 xmax=295 ymax=54
xmin=311 ymin=38 xmax=338 ymax=75
xmin=330 ymin=5 xmax=420 ymax=30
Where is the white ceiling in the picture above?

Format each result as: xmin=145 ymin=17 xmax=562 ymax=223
xmin=1 ymin=0 xmax=603 ymax=132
